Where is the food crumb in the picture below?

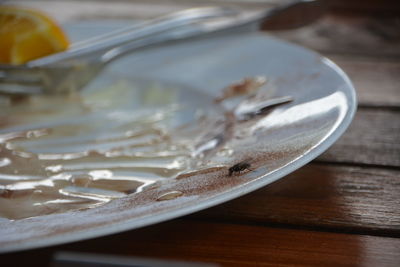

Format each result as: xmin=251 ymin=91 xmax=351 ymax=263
xmin=215 ymin=76 xmax=267 ymax=103
xmin=157 ymin=191 xmax=184 ymax=201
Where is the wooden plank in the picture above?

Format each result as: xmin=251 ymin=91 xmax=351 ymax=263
xmin=329 ymin=56 xmax=400 ymax=107
xmin=318 ymin=109 xmax=400 ymax=167
xmin=272 ymin=14 xmax=400 ymax=58
xmin=329 ymin=0 xmax=400 ymax=14
xmin=1 ymin=220 xmax=400 ymax=266
xmin=192 ymin=164 xmax=400 ymax=235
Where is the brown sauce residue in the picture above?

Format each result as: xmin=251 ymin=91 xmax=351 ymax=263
xmin=215 ymin=76 xmax=267 ymax=103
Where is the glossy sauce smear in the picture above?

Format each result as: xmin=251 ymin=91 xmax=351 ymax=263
xmin=0 ymin=77 xmax=230 ymax=220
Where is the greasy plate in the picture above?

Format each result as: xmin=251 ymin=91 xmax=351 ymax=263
xmin=0 ymin=22 xmax=356 ymax=252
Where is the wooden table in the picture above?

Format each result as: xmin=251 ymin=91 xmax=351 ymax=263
xmin=1 ymin=1 xmax=399 ymax=266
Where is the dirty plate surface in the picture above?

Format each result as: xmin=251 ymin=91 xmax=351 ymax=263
xmin=0 ymin=22 xmax=356 ymax=252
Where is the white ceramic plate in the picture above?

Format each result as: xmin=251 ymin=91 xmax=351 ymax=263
xmin=0 ymin=22 xmax=356 ymax=252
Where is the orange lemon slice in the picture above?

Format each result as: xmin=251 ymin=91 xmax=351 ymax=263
xmin=0 ymin=6 xmax=69 ymax=65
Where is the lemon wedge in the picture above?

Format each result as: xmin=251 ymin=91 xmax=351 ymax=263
xmin=0 ymin=6 xmax=69 ymax=65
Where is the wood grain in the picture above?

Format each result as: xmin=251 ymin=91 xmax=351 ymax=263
xmin=1 ymin=220 xmax=400 ymax=267
xmin=329 ymin=56 xmax=400 ymax=107
xmin=192 ymin=164 xmax=400 ymax=235
xmin=272 ymin=14 xmax=400 ymax=57
xmin=329 ymin=0 xmax=400 ymax=14
xmin=318 ymin=109 xmax=400 ymax=167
